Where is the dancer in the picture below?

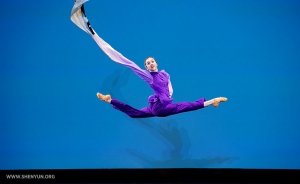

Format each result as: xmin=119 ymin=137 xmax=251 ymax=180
xmin=70 ymin=0 xmax=227 ymax=118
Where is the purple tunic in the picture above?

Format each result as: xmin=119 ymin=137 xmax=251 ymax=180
xmin=148 ymin=71 xmax=173 ymax=105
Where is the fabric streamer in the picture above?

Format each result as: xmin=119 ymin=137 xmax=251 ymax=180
xmin=70 ymin=0 xmax=161 ymax=86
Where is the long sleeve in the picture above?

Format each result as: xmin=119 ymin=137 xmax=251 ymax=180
xmin=70 ymin=0 xmax=153 ymax=84
xmin=91 ymin=32 xmax=153 ymax=84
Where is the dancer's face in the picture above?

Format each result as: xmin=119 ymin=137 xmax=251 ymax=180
xmin=145 ymin=57 xmax=158 ymax=72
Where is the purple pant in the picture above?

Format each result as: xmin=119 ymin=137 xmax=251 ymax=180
xmin=111 ymin=98 xmax=206 ymax=118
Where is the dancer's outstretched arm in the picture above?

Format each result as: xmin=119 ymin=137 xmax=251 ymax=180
xmin=70 ymin=0 xmax=153 ymax=84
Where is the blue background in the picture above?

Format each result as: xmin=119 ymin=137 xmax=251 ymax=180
xmin=1 ymin=0 xmax=300 ymax=169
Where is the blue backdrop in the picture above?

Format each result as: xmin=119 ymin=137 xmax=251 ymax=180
xmin=1 ymin=0 xmax=300 ymax=169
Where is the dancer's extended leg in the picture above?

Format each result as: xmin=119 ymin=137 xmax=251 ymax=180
xmin=97 ymin=93 xmax=154 ymax=118
xmin=152 ymin=98 xmax=206 ymax=117
xmin=153 ymin=97 xmax=227 ymax=117
xmin=111 ymin=99 xmax=155 ymax=118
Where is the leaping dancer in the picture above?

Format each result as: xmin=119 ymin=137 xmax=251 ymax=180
xmin=70 ymin=0 xmax=227 ymax=118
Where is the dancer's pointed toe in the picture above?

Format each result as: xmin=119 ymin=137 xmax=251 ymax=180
xmin=213 ymin=97 xmax=227 ymax=107
xmin=220 ymin=97 xmax=227 ymax=102
xmin=97 ymin=92 xmax=111 ymax=103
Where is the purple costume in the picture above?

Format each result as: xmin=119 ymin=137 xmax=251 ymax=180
xmin=70 ymin=0 xmax=206 ymax=118
xmin=111 ymin=70 xmax=206 ymax=118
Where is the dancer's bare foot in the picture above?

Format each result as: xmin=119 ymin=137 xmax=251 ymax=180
xmin=213 ymin=97 xmax=227 ymax=107
xmin=96 ymin=92 xmax=112 ymax=103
